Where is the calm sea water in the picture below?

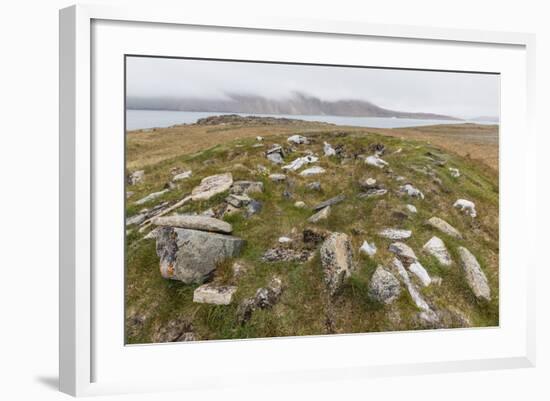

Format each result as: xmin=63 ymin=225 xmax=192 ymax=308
xmin=126 ymin=109 xmax=495 ymax=131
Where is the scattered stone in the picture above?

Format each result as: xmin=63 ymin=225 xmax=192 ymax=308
xmin=143 ymin=227 xmax=160 ymax=240
xmin=378 ymin=228 xmax=412 ymax=240
xmin=302 ymin=227 xmax=330 ymax=247
xmin=359 ymin=240 xmax=377 ymax=256
xmin=389 ymin=242 xmax=417 ymax=264
xmin=156 ymin=227 xmax=245 ymax=283
xmin=225 ymin=193 xmax=251 ymax=208
xmin=134 ymin=189 xmax=169 ymax=205
xmin=368 ymin=266 xmax=401 ymax=304
xmin=395 ymin=176 xmax=406 ymax=182
xmin=266 ymin=145 xmax=285 ymax=164
xmin=126 ymin=213 xmax=147 ymax=226
xmin=454 ymin=199 xmax=477 ymax=218
xmin=152 ymin=215 xmax=233 ymax=234
xmin=324 ymin=141 xmax=336 ymax=156
xmin=262 ymin=247 xmax=312 ymax=262
xmin=193 ymin=284 xmax=238 ymax=305
xmin=244 ymin=200 xmax=263 ymax=218
xmin=287 ymin=134 xmax=309 ymax=144
xmin=299 ymin=166 xmax=326 ymax=176
xmin=320 ymin=233 xmax=355 ymax=295
xmin=128 ymin=170 xmax=144 ymax=185
xmin=306 ymin=181 xmax=322 ymax=191
xmin=369 ymin=143 xmax=386 ymax=156
xmin=256 ymin=164 xmax=269 ymax=174
xmin=391 ymin=258 xmax=438 ymax=323
xmin=151 ymin=318 xmax=196 ymax=343
xmin=269 ymin=173 xmax=286 ymax=182
xmin=256 ymin=136 xmax=263 ymax=141
xmin=173 ymin=170 xmax=192 ymax=181
xmin=449 ymin=167 xmax=460 ymax=178
xmin=191 ymin=173 xmax=233 ymax=201
xmin=126 ymin=191 xmax=134 ymax=199
xmin=406 ymin=204 xmax=417 ymax=213
xmin=294 ymin=201 xmax=306 ymax=208
xmin=457 ymin=247 xmax=491 ymax=301
xmin=359 ymin=177 xmax=378 ymax=189
xmin=407 ymin=261 xmax=432 ymax=287
xmin=283 ymin=155 xmax=319 ymax=171
xmin=237 ymin=277 xmax=283 ymax=324
xmin=313 ymin=194 xmax=346 ymax=211
xmin=427 ymin=217 xmax=462 ymax=239
xmin=358 ymin=188 xmax=387 ymax=198
xmin=231 ymin=180 xmax=264 ymax=195
xmin=365 ymin=155 xmax=389 ymax=168
xmin=423 ymin=236 xmax=453 ymax=267
xmin=399 ymin=184 xmax=425 ymax=199
xmin=232 ymin=261 xmax=249 ymax=278
xmin=278 ymin=236 xmax=293 ymax=244
xmin=431 ymin=276 xmax=443 ymax=286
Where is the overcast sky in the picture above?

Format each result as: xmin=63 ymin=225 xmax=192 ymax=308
xmin=126 ymin=56 xmax=500 ymax=119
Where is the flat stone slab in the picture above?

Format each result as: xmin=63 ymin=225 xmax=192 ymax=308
xmin=423 ymin=236 xmax=453 ymax=267
xmin=173 ymin=170 xmax=192 ymax=181
xmin=156 ymin=227 xmax=245 ymax=284
xmin=378 ymin=228 xmax=412 ymax=240
xmin=193 ymin=284 xmax=237 ymax=305
xmin=231 ymin=181 xmax=264 ymax=195
xmin=427 ymin=217 xmax=462 ymax=239
xmin=389 ymin=242 xmax=417 ymax=263
xmin=152 ymin=215 xmax=232 ymax=234
xmin=190 ymin=173 xmax=233 ymax=201
xmin=134 ymin=189 xmax=169 ymax=205
xmin=299 ymin=166 xmax=326 ymax=176
xmin=313 ymin=194 xmax=346 ymax=211
xmin=457 ymin=247 xmax=491 ymax=301
xmin=307 ymin=206 xmax=331 ymax=223
xmin=399 ymin=184 xmax=425 ymax=199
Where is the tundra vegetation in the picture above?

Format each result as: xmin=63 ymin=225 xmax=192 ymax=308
xmin=125 ymin=115 xmax=499 ymax=344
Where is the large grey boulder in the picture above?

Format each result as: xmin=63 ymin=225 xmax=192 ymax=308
xmin=190 ymin=173 xmax=233 ymax=201
xmin=427 ymin=217 xmax=462 ymax=239
xmin=152 ymin=215 xmax=232 ymax=234
xmin=193 ymin=284 xmax=237 ymax=305
xmin=156 ymin=227 xmax=245 ymax=284
xmin=368 ymin=266 xmax=401 ymax=304
xmin=320 ymin=232 xmax=354 ymax=295
xmin=423 ymin=236 xmax=453 ymax=267
xmin=457 ymin=247 xmax=491 ymax=302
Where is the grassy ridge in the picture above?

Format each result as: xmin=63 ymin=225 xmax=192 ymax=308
xmin=125 ymin=126 xmax=499 ymax=343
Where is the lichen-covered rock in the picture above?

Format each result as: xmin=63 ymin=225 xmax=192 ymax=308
xmin=423 ymin=236 xmax=453 ymax=266
xmin=313 ymin=194 xmax=346 ymax=211
xmin=388 ymin=242 xmax=417 ymax=264
xmin=378 ymin=228 xmax=412 ymax=240
xmin=225 ymin=193 xmax=252 ymax=208
xmin=368 ymin=266 xmax=401 ymax=304
xmin=427 ymin=217 xmax=462 ymax=239
xmin=156 ymin=227 xmax=245 ymax=283
xmin=152 ymin=215 xmax=232 ymax=234
xmin=193 ymin=284 xmax=237 ymax=305
xmin=457 ymin=247 xmax=491 ymax=301
xmin=287 ymin=134 xmax=309 ymax=144
xmin=237 ymin=277 xmax=283 ymax=324
xmin=407 ymin=261 xmax=432 ymax=287
xmin=190 ymin=173 xmax=233 ymax=201
xmin=299 ymin=166 xmax=326 ymax=176
xmin=231 ymin=180 xmax=264 ymax=195
xmin=128 ymin=170 xmax=144 ymax=185
xmin=320 ymin=232 xmax=354 ymax=295
xmin=454 ymin=199 xmax=477 ymax=218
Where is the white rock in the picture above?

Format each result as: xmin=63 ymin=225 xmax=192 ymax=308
xmin=323 ymin=141 xmax=336 ymax=156
xmin=278 ymin=236 xmax=293 ymax=244
xmin=406 ymin=204 xmax=417 ymax=213
xmin=193 ymin=284 xmax=238 ymax=305
xmin=191 ymin=173 xmax=233 ymax=201
xmin=299 ymin=166 xmax=326 ymax=176
xmin=269 ymin=173 xmax=286 ymax=182
xmin=449 ymin=167 xmax=460 ymax=177
xmin=378 ymin=228 xmax=412 ymax=240
xmin=457 ymin=247 xmax=491 ymax=301
xmin=359 ymin=240 xmax=377 ymax=256
xmin=287 ymin=134 xmax=309 ymax=144
xmin=134 ymin=189 xmax=169 ymax=205
xmin=307 ymin=206 xmax=331 ymax=223
xmin=407 ymin=261 xmax=432 ymax=287
xmin=454 ymin=199 xmax=477 ymax=218
xmin=400 ymin=184 xmax=425 ymax=199
xmin=173 ymin=170 xmax=192 ymax=181
xmin=389 ymin=242 xmax=417 ymax=263
xmin=423 ymin=236 xmax=453 ymax=267
xmin=294 ymin=201 xmax=306 ymax=208
xmin=256 ymin=136 xmax=264 ymax=141
xmin=128 ymin=170 xmax=144 ymax=185
xmin=427 ymin=217 xmax=462 ymax=239
xmin=365 ymin=155 xmax=389 ymax=168
xmin=282 ymin=155 xmax=318 ymax=171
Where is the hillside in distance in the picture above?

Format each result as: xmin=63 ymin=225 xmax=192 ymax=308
xmin=127 ymin=92 xmax=458 ymax=120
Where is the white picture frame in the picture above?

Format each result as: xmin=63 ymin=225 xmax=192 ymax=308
xmin=59 ymin=4 xmax=536 ymax=397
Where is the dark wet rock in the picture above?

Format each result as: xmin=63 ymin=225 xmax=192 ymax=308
xmin=369 ymin=143 xmax=386 ymax=156
xmin=193 ymin=284 xmax=238 ymax=305
xmin=313 ymin=193 xmax=346 ymax=211
xmin=457 ymin=246 xmax=491 ymax=302
xmin=156 ymin=227 xmax=245 ymax=284
xmin=358 ymin=188 xmax=387 ymax=198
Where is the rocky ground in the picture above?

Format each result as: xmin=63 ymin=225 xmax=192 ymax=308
xmin=125 ymin=115 xmax=499 ymax=344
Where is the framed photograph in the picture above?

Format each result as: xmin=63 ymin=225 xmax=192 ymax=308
xmin=59 ymin=4 xmax=536 ymax=396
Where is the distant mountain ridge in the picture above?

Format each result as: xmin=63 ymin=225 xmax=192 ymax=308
xmin=127 ymin=92 xmax=459 ymax=120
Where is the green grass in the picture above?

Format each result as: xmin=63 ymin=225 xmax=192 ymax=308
xmin=125 ymin=128 xmax=499 ymax=343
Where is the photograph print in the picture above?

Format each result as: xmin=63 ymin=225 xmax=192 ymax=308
xmin=125 ymin=56 xmax=499 ymax=344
